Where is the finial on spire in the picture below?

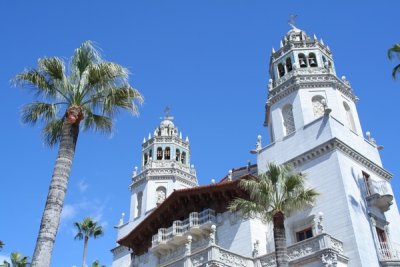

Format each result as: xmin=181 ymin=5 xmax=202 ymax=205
xmin=288 ymin=14 xmax=298 ymax=30
xmin=164 ymin=106 xmax=170 ymax=117
xmin=161 ymin=106 xmax=174 ymax=121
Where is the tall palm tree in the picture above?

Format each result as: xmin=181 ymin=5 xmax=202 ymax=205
xmin=13 ymin=41 xmax=143 ymax=267
xmin=388 ymin=44 xmax=400 ymax=79
xmin=229 ymin=162 xmax=318 ymax=267
xmin=74 ymin=217 xmax=104 ymax=267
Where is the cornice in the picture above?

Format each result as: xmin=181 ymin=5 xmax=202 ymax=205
xmin=287 ymin=138 xmax=392 ymax=180
xmin=267 ymin=72 xmax=356 ymax=106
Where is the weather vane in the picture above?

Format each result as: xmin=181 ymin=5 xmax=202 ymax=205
xmin=288 ymin=14 xmax=298 ymax=29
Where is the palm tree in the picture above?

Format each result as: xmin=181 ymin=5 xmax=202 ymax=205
xmin=91 ymin=260 xmax=106 ymax=267
xmin=229 ymin=162 xmax=318 ymax=267
xmin=0 ymin=240 xmax=4 ymax=250
xmin=13 ymin=41 xmax=143 ymax=267
xmin=7 ymin=252 xmax=30 ymax=267
xmin=388 ymin=44 xmax=400 ymax=79
xmin=74 ymin=217 xmax=104 ymax=267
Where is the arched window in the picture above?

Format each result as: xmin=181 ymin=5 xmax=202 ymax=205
xmin=136 ymin=191 xmax=143 ymax=217
xmin=181 ymin=152 xmax=186 ymax=165
xmin=286 ymin=58 xmax=293 ymax=72
xmin=149 ymin=149 xmax=153 ymax=160
xmin=175 ymin=149 xmax=180 ymax=161
xmin=322 ymin=56 xmax=327 ymax=68
xmin=298 ymin=53 xmax=307 ymax=68
xmin=156 ymin=186 xmax=167 ymax=206
xmin=164 ymin=147 xmax=171 ymax=160
xmin=282 ymin=104 xmax=295 ymax=136
xmin=308 ymin=53 xmax=318 ymax=67
xmin=157 ymin=147 xmax=163 ymax=160
xmin=144 ymin=153 xmax=148 ymax=165
xmin=278 ymin=63 xmax=285 ymax=77
xmin=312 ymin=95 xmax=325 ymax=118
xmin=343 ymin=102 xmax=356 ymax=132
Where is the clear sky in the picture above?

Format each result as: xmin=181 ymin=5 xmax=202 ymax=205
xmin=1 ymin=1 xmax=400 ymax=266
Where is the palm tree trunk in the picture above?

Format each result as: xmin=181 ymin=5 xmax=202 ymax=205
xmin=273 ymin=211 xmax=288 ymax=267
xmin=82 ymin=236 xmax=88 ymax=267
xmin=31 ymin=120 xmax=79 ymax=267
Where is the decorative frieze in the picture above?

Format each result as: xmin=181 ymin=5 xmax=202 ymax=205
xmin=267 ymin=72 xmax=356 ymax=106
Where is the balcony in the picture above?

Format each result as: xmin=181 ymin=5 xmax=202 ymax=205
xmin=367 ymin=180 xmax=393 ymax=212
xmin=257 ymin=233 xmax=347 ymax=266
xmin=151 ymin=209 xmax=216 ymax=254
xmin=378 ymin=242 xmax=400 ymax=266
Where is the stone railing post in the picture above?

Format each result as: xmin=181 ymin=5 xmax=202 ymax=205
xmin=184 ymin=235 xmax=192 ymax=267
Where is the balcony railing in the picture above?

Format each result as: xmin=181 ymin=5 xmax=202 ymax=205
xmin=378 ymin=242 xmax=400 ymax=262
xmin=366 ymin=180 xmax=393 ymax=212
xmin=257 ymin=233 xmax=345 ymax=266
xmin=152 ymin=209 xmax=216 ymax=248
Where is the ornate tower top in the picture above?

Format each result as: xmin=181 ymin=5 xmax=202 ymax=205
xmin=130 ymin=111 xmax=198 ymax=189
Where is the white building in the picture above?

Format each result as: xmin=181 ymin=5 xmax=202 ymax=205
xmin=111 ymin=25 xmax=400 ymax=267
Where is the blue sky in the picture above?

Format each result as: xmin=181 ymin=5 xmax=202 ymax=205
xmin=1 ymin=1 xmax=400 ymax=266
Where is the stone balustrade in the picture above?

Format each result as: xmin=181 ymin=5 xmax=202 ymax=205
xmin=258 ymin=233 xmax=346 ymax=267
xmin=152 ymin=209 xmax=216 ymax=250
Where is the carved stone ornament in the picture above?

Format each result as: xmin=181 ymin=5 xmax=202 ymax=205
xmin=321 ymin=252 xmax=338 ymax=267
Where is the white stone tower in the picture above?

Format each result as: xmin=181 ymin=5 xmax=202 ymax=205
xmin=112 ymin=112 xmax=198 ymax=267
xmin=257 ymin=24 xmax=400 ymax=266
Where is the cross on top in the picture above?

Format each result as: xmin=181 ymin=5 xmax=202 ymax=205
xmin=288 ymin=14 xmax=298 ymax=29
xmin=162 ymin=106 xmax=174 ymax=120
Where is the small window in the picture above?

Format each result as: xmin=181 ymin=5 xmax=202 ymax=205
xmin=343 ymin=102 xmax=356 ymax=133
xmin=157 ymin=147 xmax=163 ymax=160
xmin=363 ymin=172 xmax=371 ymax=196
xmin=278 ymin=63 xmax=285 ymax=77
xmin=144 ymin=153 xmax=148 ymax=165
xmin=181 ymin=152 xmax=186 ymax=165
xmin=164 ymin=147 xmax=171 ymax=160
xmin=136 ymin=191 xmax=143 ymax=218
xmin=296 ymin=228 xmax=313 ymax=242
xmin=298 ymin=53 xmax=307 ymax=68
xmin=308 ymin=53 xmax=318 ymax=67
xmin=282 ymin=104 xmax=295 ymax=136
xmin=175 ymin=149 xmax=180 ymax=161
xmin=149 ymin=149 xmax=152 ymax=160
xmin=286 ymin=58 xmax=293 ymax=72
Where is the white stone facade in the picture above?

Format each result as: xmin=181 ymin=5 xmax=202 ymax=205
xmin=112 ymin=25 xmax=400 ymax=267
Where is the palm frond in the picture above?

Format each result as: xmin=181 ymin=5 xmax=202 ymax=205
xmin=42 ymin=118 xmax=64 ymax=147
xmin=392 ymin=64 xmax=400 ymax=80
xmin=82 ymin=107 xmax=113 ymax=134
xmin=21 ymin=102 xmax=58 ymax=125
xmin=388 ymin=44 xmax=400 ymax=60
xmin=13 ymin=69 xmax=57 ymax=98
xmin=71 ymin=41 xmax=101 ymax=78
xmin=38 ymin=57 xmax=65 ymax=82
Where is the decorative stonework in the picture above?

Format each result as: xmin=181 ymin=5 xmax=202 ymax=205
xmin=321 ymin=252 xmax=338 ymax=267
xmin=267 ymin=73 xmax=356 ymax=106
xmin=219 ymin=250 xmax=247 ymax=267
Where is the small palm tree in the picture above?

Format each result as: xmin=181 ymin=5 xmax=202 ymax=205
xmin=6 ymin=252 xmax=30 ymax=267
xmin=91 ymin=260 xmax=106 ymax=267
xmin=388 ymin=44 xmax=400 ymax=79
xmin=13 ymin=41 xmax=143 ymax=267
xmin=229 ymin=162 xmax=318 ymax=267
xmin=74 ymin=217 xmax=104 ymax=267
xmin=0 ymin=240 xmax=4 ymax=250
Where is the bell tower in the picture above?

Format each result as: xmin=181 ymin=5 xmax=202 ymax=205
xmin=113 ymin=111 xmax=198 ymax=261
xmin=129 ymin=111 xmax=198 ymax=221
xmin=257 ymin=24 xmax=400 ymax=266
